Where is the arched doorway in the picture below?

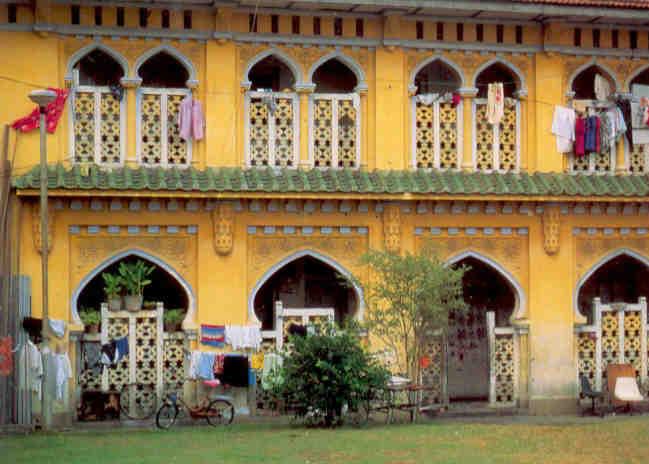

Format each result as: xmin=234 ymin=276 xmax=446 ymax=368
xmin=448 ymin=256 xmax=516 ymax=403
xmin=251 ymin=252 xmax=360 ymax=348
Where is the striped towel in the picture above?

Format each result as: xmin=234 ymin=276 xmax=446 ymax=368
xmin=201 ymin=324 xmax=225 ymax=347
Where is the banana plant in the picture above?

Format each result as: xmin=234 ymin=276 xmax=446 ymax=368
xmin=118 ymin=260 xmax=155 ymax=296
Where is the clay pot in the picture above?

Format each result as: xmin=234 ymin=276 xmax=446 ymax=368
xmin=124 ymin=295 xmax=143 ymax=312
xmin=164 ymin=321 xmax=181 ymax=332
xmin=108 ymin=297 xmax=122 ymax=312
xmin=85 ymin=324 xmax=99 ymax=334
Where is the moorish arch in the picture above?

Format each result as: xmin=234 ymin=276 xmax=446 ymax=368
xmin=473 ymin=58 xmax=527 ymax=98
xmin=65 ymin=43 xmax=129 ymax=85
xmin=409 ymin=56 xmax=466 ymax=95
xmin=446 ymin=250 xmax=527 ymax=322
xmin=248 ymin=249 xmax=365 ymax=328
xmin=627 ymin=64 xmax=649 ymax=92
xmin=133 ymin=44 xmax=198 ymax=88
xmin=307 ymin=51 xmax=367 ymax=92
xmin=574 ymin=248 xmax=649 ymax=324
xmin=567 ymin=60 xmax=619 ymax=100
xmin=70 ymin=248 xmax=196 ymax=328
xmin=242 ymin=48 xmax=303 ymax=90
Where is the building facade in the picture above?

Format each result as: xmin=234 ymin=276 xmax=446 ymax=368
xmin=3 ymin=0 xmax=649 ymax=423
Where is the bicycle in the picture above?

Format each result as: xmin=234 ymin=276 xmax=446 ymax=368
xmin=156 ymin=379 xmax=235 ymax=429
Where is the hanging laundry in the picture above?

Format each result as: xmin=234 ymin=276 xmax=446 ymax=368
xmin=100 ymin=341 xmax=117 ymax=366
xmin=82 ymin=342 xmax=102 ymax=375
xmin=11 ymin=88 xmax=69 ymax=134
xmin=584 ymin=116 xmax=600 ymax=153
xmin=49 ymin=319 xmax=66 ymax=339
xmin=201 ymin=324 xmax=225 ymax=348
xmin=54 ymin=353 xmax=72 ymax=401
xmin=594 ymin=74 xmax=611 ymax=101
xmin=188 ymin=350 xmax=202 ymax=379
xmin=213 ymin=353 xmax=225 ymax=377
xmin=250 ymin=352 xmax=264 ymax=370
xmin=261 ymin=353 xmax=283 ymax=391
xmin=114 ymin=336 xmax=129 ymax=363
xmin=109 ymin=84 xmax=124 ymax=102
xmin=415 ymin=93 xmax=439 ymax=106
xmin=487 ymin=83 xmax=504 ymax=125
xmin=607 ymin=107 xmax=626 ymax=142
xmin=178 ymin=94 xmax=205 ymax=142
xmin=18 ymin=339 xmax=42 ymax=399
xmin=630 ymin=100 xmax=649 ymax=145
xmin=631 ymin=83 xmax=649 ymax=99
xmin=222 ymin=355 xmax=249 ymax=387
xmin=574 ymin=117 xmax=586 ymax=157
xmin=551 ymin=106 xmax=576 ymax=153
xmin=599 ymin=111 xmax=612 ymax=153
xmin=0 ymin=336 xmax=12 ymax=376
xmin=451 ymin=92 xmax=461 ymax=108
xmin=225 ymin=325 xmax=262 ymax=351
xmin=197 ymin=352 xmax=216 ymax=380
xmin=615 ymin=98 xmax=633 ymax=149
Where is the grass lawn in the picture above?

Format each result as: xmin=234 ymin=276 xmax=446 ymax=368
xmin=2 ymin=417 xmax=649 ymax=464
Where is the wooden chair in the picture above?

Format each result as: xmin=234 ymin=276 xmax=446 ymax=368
xmin=606 ymin=363 xmax=645 ymax=414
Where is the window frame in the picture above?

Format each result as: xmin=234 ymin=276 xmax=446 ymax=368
xmin=410 ymin=95 xmax=463 ymax=170
xmin=472 ymin=97 xmax=521 ymax=173
xmin=69 ymin=80 xmax=126 ymax=167
xmin=136 ymin=86 xmax=193 ymax=168
xmin=244 ymin=90 xmax=300 ymax=169
xmin=308 ymin=92 xmax=361 ymax=169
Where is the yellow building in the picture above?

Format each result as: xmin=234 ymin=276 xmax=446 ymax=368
xmin=2 ymin=0 xmax=649 ymax=424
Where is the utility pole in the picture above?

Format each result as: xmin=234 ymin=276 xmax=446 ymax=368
xmin=28 ymin=90 xmax=56 ymax=430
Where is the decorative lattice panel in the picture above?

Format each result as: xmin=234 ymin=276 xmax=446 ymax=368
xmin=140 ymin=94 xmax=163 ymax=165
xmin=274 ymin=97 xmax=294 ymax=167
xmin=577 ymin=332 xmax=597 ymax=382
xmin=166 ymin=94 xmax=187 ymax=166
xmin=415 ymin=101 xmax=435 ymax=168
xmin=337 ymin=99 xmax=357 ymax=168
xmin=593 ymin=151 xmax=612 ymax=173
xmin=282 ymin=315 xmax=303 ymax=339
xmin=600 ymin=311 xmax=619 ymax=389
xmin=421 ymin=337 xmax=444 ymax=405
xmin=73 ymin=91 xmax=95 ymax=164
xmin=493 ymin=334 xmax=515 ymax=404
xmin=163 ymin=335 xmax=185 ymax=398
xmin=99 ymin=93 xmax=121 ymax=164
xmin=475 ymin=103 xmax=494 ymax=171
xmin=249 ymin=99 xmax=270 ymax=167
xmin=624 ymin=311 xmax=642 ymax=378
xmin=630 ymin=144 xmax=648 ymax=174
xmin=107 ymin=317 xmax=129 ymax=391
xmin=79 ymin=342 xmax=102 ymax=392
xmin=313 ymin=98 xmax=333 ymax=167
xmin=498 ymin=103 xmax=517 ymax=171
xmin=439 ymin=102 xmax=458 ymax=169
xmin=571 ymin=154 xmax=590 ymax=172
xmin=134 ymin=316 xmax=158 ymax=415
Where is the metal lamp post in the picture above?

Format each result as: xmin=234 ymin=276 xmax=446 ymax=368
xmin=28 ymin=89 xmax=56 ymax=430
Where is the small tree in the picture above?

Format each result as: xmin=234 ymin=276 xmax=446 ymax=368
xmin=280 ymin=324 xmax=389 ymax=427
xmin=358 ymin=244 xmax=468 ymax=382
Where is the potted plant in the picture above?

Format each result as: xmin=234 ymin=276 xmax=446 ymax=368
xmin=102 ymin=272 xmax=123 ymax=311
xmin=118 ymin=260 xmax=154 ymax=312
xmin=164 ymin=309 xmax=185 ymax=332
xmin=79 ymin=307 xmax=101 ymax=334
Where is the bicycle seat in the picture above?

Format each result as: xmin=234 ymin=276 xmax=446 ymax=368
xmin=203 ymin=379 xmax=221 ymax=388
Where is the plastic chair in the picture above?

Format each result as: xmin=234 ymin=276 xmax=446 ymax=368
xmin=614 ymin=377 xmax=645 ymax=415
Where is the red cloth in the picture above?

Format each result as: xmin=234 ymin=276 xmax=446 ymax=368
xmin=451 ymin=92 xmax=461 ymax=108
xmin=0 ymin=336 xmax=12 ymax=376
xmin=11 ymin=88 xmax=69 ymax=134
xmin=574 ymin=117 xmax=586 ymax=157
xmin=213 ymin=353 xmax=225 ymax=376
xmin=595 ymin=116 xmax=601 ymax=153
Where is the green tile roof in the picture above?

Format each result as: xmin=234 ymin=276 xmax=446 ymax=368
xmin=11 ymin=164 xmax=649 ymax=198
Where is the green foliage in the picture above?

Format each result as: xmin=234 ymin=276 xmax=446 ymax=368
xmin=357 ymin=243 xmax=468 ymax=380
xmin=101 ymin=272 xmax=123 ymax=299
xmin=79 ymin=307 xmax=100 ymax=326
xmin=118 ymin=260 xmax=155 ymax=296
xmin=280 ymin=324 xmax=389 ymax=427
xmin=164 ymin=308 xmax=185 ymax=324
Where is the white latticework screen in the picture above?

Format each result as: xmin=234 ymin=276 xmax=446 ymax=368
xmin=493 ymin=333 xmax=516 ymax=404
xmin=413 ymin=98 xmax=460 ymax=169
xmin=629 ymin=144 xmax=649 ymax=174
xmin=72 ymin=88 xmax=123 ymax=165
xmin=245 ymin=92 xmax=298 ymax=168
xmin=473 ymin=99 xmax=520 ymax=172
xmin=577 ymin=332 xmax=597 ymax=383
xmin=570 ymin=150 xmax=614 ymax=173
xmin=310 ymin=94 xmax=360 ymax=169
xmin=138 ymin=89 xmax=191 ymax=167
xmin=421 ymin=337 xmax=444 ymax=405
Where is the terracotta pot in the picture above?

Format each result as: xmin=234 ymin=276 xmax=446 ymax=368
xmin=124 ymin=294 xmax=143 ymax=312
xmin=164 ymin=321 xmax=181 ymax=332
xmin=85 ymin=324 xmax=99 ymax=334
xmin=108 ymin=297 xmax=122 ymax=312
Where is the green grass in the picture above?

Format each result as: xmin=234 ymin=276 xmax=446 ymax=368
xmin=3 ymin=418 xmax=649 ymax=464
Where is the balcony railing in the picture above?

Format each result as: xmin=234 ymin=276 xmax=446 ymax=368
xmin=309 ymin=93 xmax=360 ymax=169
xmin=473 ymin=98 xmax=520 ymax=172
xmin=412 ymin=94 xmax=461 ymax=169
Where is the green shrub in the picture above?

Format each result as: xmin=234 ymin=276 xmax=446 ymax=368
xmin=118 ymin=260 xmax=154 ymax=296
xmin=164 ymin=308 xmax=185 ymax=324
xmin=79 ymin=307 xmax=101 ymax=326
xmin=280 ymin=324 xmax=389 ymax=427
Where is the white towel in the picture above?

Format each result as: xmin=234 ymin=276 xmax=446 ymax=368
xmin=49 ymin=319 xmax=66 ymax=339
xmin=551 ymin=106 xmax=576 ymax=153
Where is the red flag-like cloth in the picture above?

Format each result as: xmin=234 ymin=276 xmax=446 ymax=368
xmin=11 ymin=88 xmax=69 ymax=134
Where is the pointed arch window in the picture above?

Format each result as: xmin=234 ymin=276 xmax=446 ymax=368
xmin=70 ymin=49 xmax=126 ymax=166
xmin=309 ymin=59 xmax=360 ymax=169
xmin=628 ymin=67 xmax=649 ymax=174
xmin=244 ymin=55 xmax=299 ymax=168
xmin=411 ymin=59 xmax=462 ymax=169
xmin=569 ymin=65 xmax=616 ymax=174
xmin=473 ymin=62 xmax=521 ymax=172
xmin=136 ymin=51 xmax=192 ymax=167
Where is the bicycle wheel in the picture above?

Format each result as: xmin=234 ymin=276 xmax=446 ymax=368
xmin=156 ymin=403 xmax=178 ymax=430
xmin=120 ymin=384 xmax=157 ymax=420
xmin=205 ymin=399 xmax=234 ymax=426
